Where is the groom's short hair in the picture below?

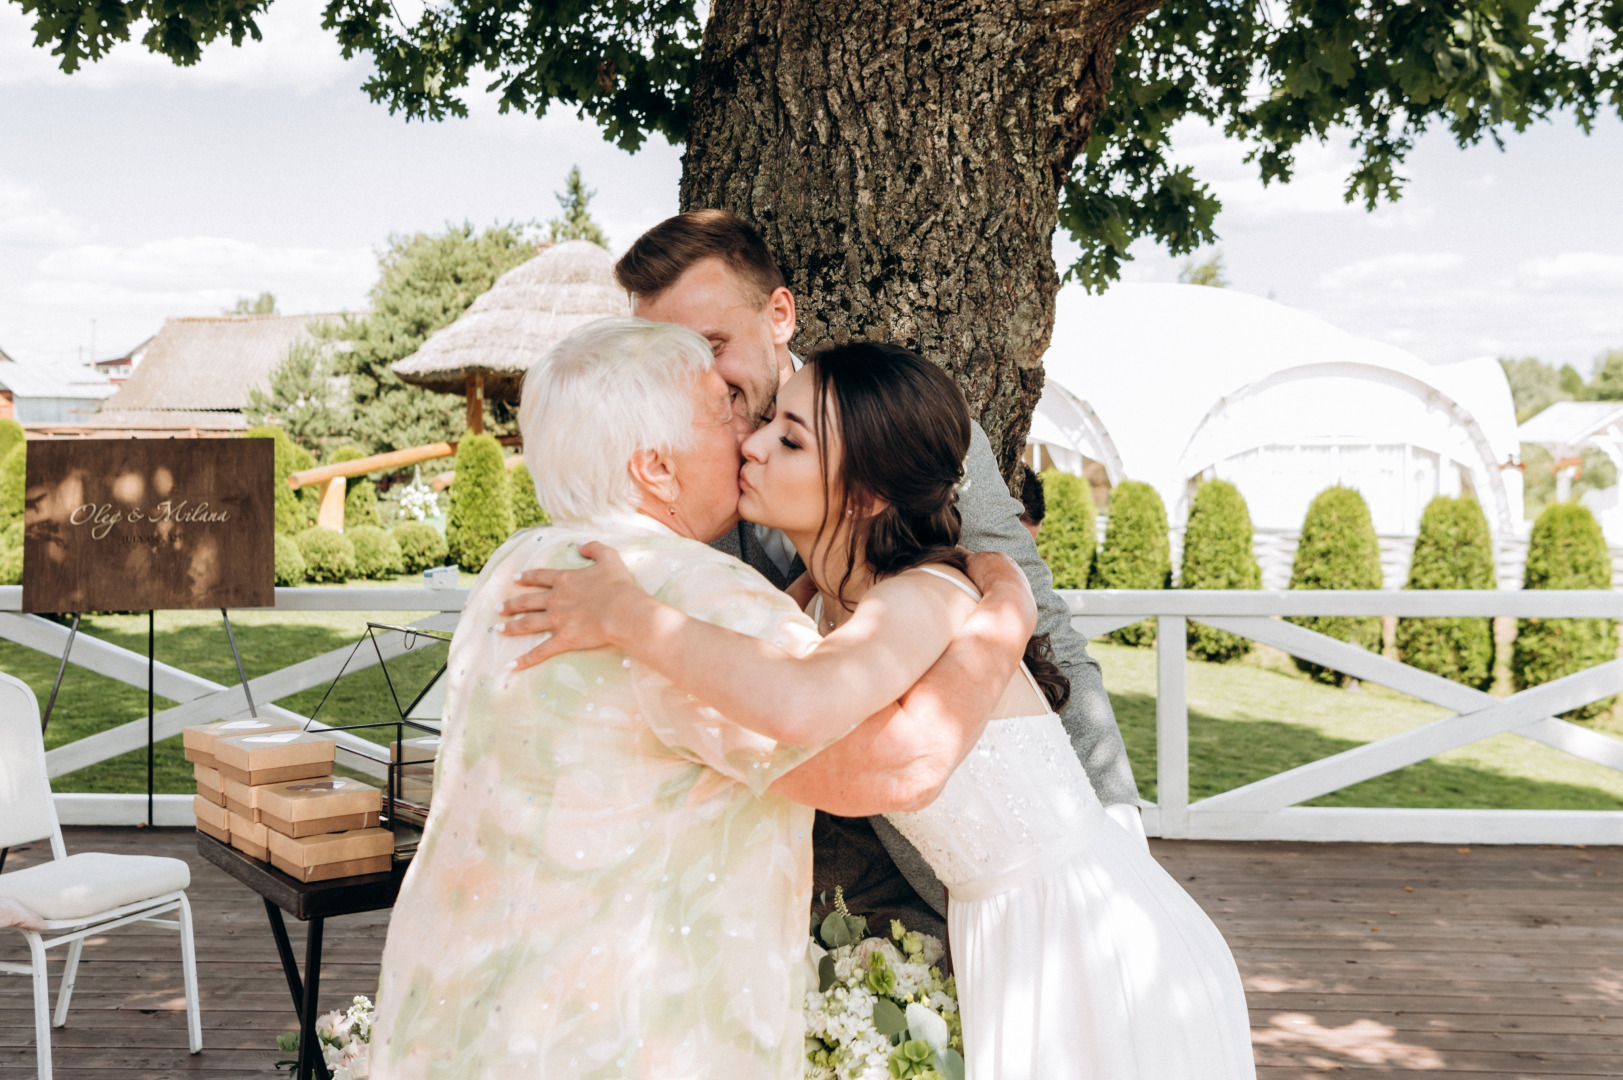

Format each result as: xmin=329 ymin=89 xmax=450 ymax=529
xmin=615 ymin=210 xmax=786 ymax=308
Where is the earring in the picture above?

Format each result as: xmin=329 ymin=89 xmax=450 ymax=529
xmin=669 ymin=505 xmax=678 ymax=515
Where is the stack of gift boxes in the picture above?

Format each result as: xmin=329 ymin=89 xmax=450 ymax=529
xmin=185 ymin=718 xmax=394 ymax=882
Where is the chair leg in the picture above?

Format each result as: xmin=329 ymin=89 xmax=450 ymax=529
xmin=51 ymin=938 xmax=82 ymax=1028
xmin=27 ymin=931 xmax=52 ymax=1080
xmin=177 ymin=894 xmax=202 ymax=1054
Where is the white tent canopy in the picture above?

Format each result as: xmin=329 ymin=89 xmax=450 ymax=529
xmin=1032 ymin=283 xmax=1523 ymax=535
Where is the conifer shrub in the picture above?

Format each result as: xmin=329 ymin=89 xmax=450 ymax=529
xmin=273 ymin=533 xmax=306 ymax=586
xmin=0 ymin=419 xmax=23 ymax=461
xmin=1088 ymin=480 xmax=1169 ymax=646
xmin=247 ymin=426 xmax=316 ymax=535
xmin=296 ymin=526 xmax=356 ymax=583
xmin=349 ymin=525 xmax=403 ymax=579
xmin=345 ymin=479 xmax=382 ymax=529
xmin=1395 ymin=496 xmax=1496 ymax=689
xmin=0 ymin=443 xmax=25 ymax=528
xmin=509 ymin=460 xmax=551 ymax=530
xmin=0 ymin=522 xmax=22 ymax=586
xmin=446 ymin=434 xmax=513 ymax=572
xmin=1287 ymin=486 xmax=1384 ymax=684
xmin=1513 ymin=502 xmax=1617 ymax=720
xmin=1036 ymin=469 xmax=1095 ymax=589
xmin=394 ymin=521 xmax=449 ymax=574
xmin=1181 ymin=480 xmax=1260 ymax=663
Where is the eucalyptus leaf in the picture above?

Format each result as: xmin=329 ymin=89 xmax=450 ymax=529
xmin=873 ymin=997 xmax=909 ymax=1037
xmin=820 ymin=910 xmax=854 ymax=948
xmin=818 ymin=954 xmax=837 ymax=993
xmin=937 ymin=1047 xmax=966 ymax=1080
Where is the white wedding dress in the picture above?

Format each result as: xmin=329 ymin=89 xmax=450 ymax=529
xmin=873 ymin=569 xmax=1257 ymax=1079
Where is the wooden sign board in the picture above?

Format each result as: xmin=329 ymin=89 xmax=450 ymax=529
xmin=23 ymin=439 xmax=275 ymax=613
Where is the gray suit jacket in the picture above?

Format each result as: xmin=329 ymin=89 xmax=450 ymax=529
xmin=716 ymin=421 xmax=1139 ymax=926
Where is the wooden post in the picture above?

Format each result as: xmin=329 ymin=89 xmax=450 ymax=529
xmin=317 ymin=477 xmax=347 ymax=531
xmin=1156 ymin=615 xmax=1189 ymax=839
xmin=466 ymin=371 xmax=485 ymax=435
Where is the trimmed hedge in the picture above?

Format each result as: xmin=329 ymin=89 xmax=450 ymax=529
xmin=509 ymin=461 xmax=551 ymax=530
xmin=1513 ymin=502 xmax=1617 ymax=721
xmin=346 ymin=479 xmax=382 ymax=529
xmin=273 ymin=533 xmax=306 ymax=586
xmin=394 ymin=521 xmax=449 ymax=574
xmin=247 ymin=426 xmax=317 ymax=535
xmin=0 ymin=419 xmax=23 ymax=462
xmin=349 ymin=525 xmax=403 ymax=579
xmin=0 ymin=443 xmax=24 ymax=528
xmin=446 ymin=434 xmax=513 ymax=572
xmin=1395 ymin=496 xmax=1496 ymax=690
xmin=0 ymin=521 xmax=22 ymax=586
xmin=1181 ymin=480 xmax=1260 ymax=663
xmin=1287 ymin=486 xmax=1384 ymax=685
xmin=1089 ymin=480 xmax=1169 ymax=646
xmin=296 ymin=526 xmax=356 ymax=583
xmin=1036 ymin=470 xmax=1095 ymax=589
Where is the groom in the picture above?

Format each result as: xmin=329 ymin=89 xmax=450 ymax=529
xmin=506 ymin=210 xmax=1142 ymax=941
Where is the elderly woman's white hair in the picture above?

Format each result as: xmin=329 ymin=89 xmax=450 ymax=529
xmin=519 ymin=317 xmax=716 ymax=523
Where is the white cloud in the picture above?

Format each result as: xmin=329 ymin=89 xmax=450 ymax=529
xmin=0 ymin=177 xmax=93 ymax=245
xmin=1166 ymin=118 xmax=1364 ymax=222
xmin=1317 ymin=252 xmax=1466 ymax=291
xmin=1516 ymin=252 xmax=1623 ymax=292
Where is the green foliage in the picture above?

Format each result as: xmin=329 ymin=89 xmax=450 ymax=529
xmin=446 ymin=434 xmax=513 ymax=572
xmin=347 ymin=525 xmax=403 ymax=579
xmin=509 ymin=461 xmax=551 ymax=529
xmin=0 ymin=419 xmax=24 ymax=461
xmin=393 ymin=521 xmax=449 ymax=574
xmin=1180 ymin=480 xmax=1259 ymax=663
xmin=1287 ymin=486 xmax=1384 ymax=685
xmin=322 ymin=225 xmax=535 ymax=456
xmin=273 ymin=533 xmax=306 ymax=587
xmin=1514 ymin=502 xmax=1617 ymax=721
xmin=548 ymin=166 xmax=609 ymax=247
xmin=295 ymin=527 xmax=356 ymax=584
xmin=1089 ymin=480 xmax=1169 ymax=647
xmin=1586 ymin=350 xmax=1623 ymax=401
xmin=245 ymin=426 xmax=319 ymax=535
xmin=1521 ymin=443 xmax=1617 ymax=519
xmin=0 ymin=522 xmax=22 ymax=586
xmin=1500 ymin=356 xmax=1574 ymax=423
xmin=1035 ymin=470 xmax=1095 ymax=589
xmin=1177 ymin=251 xmax=1227 ymax=287
xmin=330 ymin=450 xmax=382 ymax=528
xmin=228 ymin=292 xmax=277 ymax=315
xmin=244 ymin=341 xmax=353 ymax=460
xmin=1395 ymin=497 xmax=1497 ymax=690
xmin=0 ymin=442 xmax=25 ymax=528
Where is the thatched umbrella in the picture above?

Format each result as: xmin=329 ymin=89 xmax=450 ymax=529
xmin=391 ymin=240 xmax=630 ymax=433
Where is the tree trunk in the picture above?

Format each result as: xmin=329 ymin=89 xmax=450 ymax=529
xmin=681 ymin=0 xmax=1160 ymax=485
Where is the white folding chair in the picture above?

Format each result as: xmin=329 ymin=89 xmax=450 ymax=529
xmin=0 ymin=672 xmax=202 ymax=1079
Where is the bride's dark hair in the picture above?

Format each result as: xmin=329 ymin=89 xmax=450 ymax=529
xmin=808 ymin=342 xmax=1070 ymax=711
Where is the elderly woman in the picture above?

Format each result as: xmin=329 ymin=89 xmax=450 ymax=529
xmin=370 ymin=319 xmax=1034 ymax=1079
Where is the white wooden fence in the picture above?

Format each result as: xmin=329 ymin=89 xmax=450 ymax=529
xmin=7 ymin=584 xmax=1623 ymax=845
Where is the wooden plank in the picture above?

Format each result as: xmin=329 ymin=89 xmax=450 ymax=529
xmin=1157 ymin=615 xmax=1189 ymax=838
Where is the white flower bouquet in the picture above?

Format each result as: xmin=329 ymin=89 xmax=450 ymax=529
xmin=277 ymin=994 xmax=373 ymax=1079
xmin=805 ymin=888 xmax=963 ymax=1080
xmin=397 ymin=467 xmax=439 ymax=522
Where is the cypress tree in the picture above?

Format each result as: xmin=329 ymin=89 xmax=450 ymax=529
xmin=0 ymin=442 xmax=25 ymax=528
xmin=1089 ymin=480 xmax=1169 ymax=646
xmin=0 ymin=419 xmax=23 ymax=462
xmin=1036 ymin=469 xmax=1095 ymax=589
xmin=1287 ymin=486 xmax=1384 ymax=684
xmin=0 ymin=522 xmax=21 ymax=586
xmin=273 ymin=533 xmax=307 ymax=586
xmin=330 ymin=447 xmax=382 ymax=529
xmin=1395 ymin=496 xmax=1497 ymax=689
xmin=246 ymin=426 xmax=316 ymax=536
xmin=1513 ymin=502 xmax=1617 ymax=721
xmin=509 ymin=460 xmax=551 ymax=529
xmin=1181 ymin=479 xmax=1260 ymax=663
xmin=446 ymin=434 xmax=514 ymax=572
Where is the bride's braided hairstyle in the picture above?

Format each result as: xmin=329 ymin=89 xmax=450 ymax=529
xmin=808 ymin=342 xmax=1070 ymax=712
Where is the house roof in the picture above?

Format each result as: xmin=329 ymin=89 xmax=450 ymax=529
xmin=0 ymin=360 xmax=116 ymax=401
xmin=100 ymin=314 xmax=339 ymax=413
xmin=391 ymin=241 xmax=629 ymax=400
xmin=1516 ymin=401 xmax=1623 ymax=450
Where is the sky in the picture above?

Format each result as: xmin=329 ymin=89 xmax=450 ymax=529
xmin=2 ymin=0 xmax=1620 ymax=376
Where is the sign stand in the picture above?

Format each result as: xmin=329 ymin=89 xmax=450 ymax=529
xmin=40 ymin=613 xmax=82 ymax=735
xmin=147 ymin=611 xmax=155 ymax=828
xmin=221 ymin=609 xmax=258 ymax=718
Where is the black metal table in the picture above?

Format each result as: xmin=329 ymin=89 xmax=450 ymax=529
xmin=196 ymin=832 xmax=408 ymax=1080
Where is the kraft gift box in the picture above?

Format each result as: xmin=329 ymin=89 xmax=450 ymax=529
xmin=390 ymin=735 xmax=440 ymax=805
xmin=193 ymin=764 xmax=226 ymax=807
xmin=267 ymin=827 xmax=393 ymax=883
xmin=258 ymin=777 xmax=383 ymax=838
xmin=214 ymin=731 xmax=335 ymax=786
xmin=183 ymin=717 xmax=301 ymax=770
xmin=193 ymin=795 xmax=230 ymax=843
xmin=221 ymin=775 xmax=265 ymax=823
xmin=227 ymin=809 xmax=270 ymax=861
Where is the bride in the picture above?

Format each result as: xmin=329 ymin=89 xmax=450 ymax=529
xmin=514 ymin=341 xmax=1257 ymax=1078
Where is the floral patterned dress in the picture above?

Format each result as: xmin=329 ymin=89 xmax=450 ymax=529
xmin=372 ymin=514 xmax=829 ymax=1080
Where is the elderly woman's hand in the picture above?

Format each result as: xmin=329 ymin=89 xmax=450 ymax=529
xmin=498 ymin=543 xmax=653 ymax=672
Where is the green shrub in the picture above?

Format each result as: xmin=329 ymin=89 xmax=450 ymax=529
xmin=1287 ymin=486 xmax=1384 ymax=685
xmin=0 ymin=419 xmax=23 ymax=462
xmin=349 ymin=524 xmax=403 ymax=579
xmin=1513 ymin=502 xmax=1617 ymax=720
xmin=1395 ymin=496 xmax=1496 ymax=690
xmin=0 ymin=443 xmax=24 ymax=528
xmin=394 ymin=521 xmax=449 ymax=574
xmin=1181 ymin=480 xmax=1260 ymax=663
xmin=446 ymin=434 xmax=513 ymax=572
xmin=247 ymin=426 xmax=318 ymax=535
xmin=273 ymin=533 xmax=306 ymax=586
xmin=1089 ymin=480 xmax=1169 ymax=646
xmin=509 ymin=460 xmax=551 ymax=530
xmin=1036 ymin=470 xmax=1095 ymax=589
xmin=345 ymin=479 xmax=382 ymax=528
xmin=296 ymin=526 xmax=356 ymax=583
xmin=0 ymin=521 xmax=22 ymax=586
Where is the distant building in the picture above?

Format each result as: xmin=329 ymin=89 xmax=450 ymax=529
xmin=92 ymin=337 xmax=153 ymax=383
xmin=0 ymin=358 xmax=116 ymax=423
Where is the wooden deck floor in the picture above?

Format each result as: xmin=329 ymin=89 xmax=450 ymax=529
xmin=2 ymin=829 xmax=1620 ymax=1078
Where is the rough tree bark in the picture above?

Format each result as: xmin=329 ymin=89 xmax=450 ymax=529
xmin=681 ymin=0 xmax=1162 ymax=485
